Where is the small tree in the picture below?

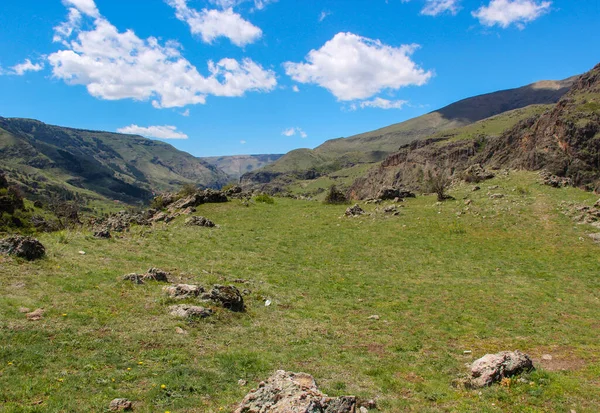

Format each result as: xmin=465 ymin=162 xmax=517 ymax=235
xmin=323 ymin=185 xmax=348 ymax=204
xmin=424 ymin=166 xmax=453 ymax=202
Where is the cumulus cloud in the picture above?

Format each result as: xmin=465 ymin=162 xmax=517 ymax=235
xmin=292 ymin=85 xmax=299 ymax=92
xmin=472 ymin=0 xmax=552 ymax=28
xmin=421 ymin=0 xmax=461 ymax=16
xmin=181 ymin=109 xmax=190 ymax=116
xmin=62 ymin=0 xmax=99 ymax=17
xmin=117 ymin=124 xmax=189 ymax=139
xmin=209 ymin=0 xmax=276 ymax=10
xmin=9 ymin=59 xmax=44 ymax=75
xmin=48 ymin=1 xmax=276 ymax=108
xmin=357 ymin=97 xmax=409 ymax=110
xmin=167 ymin=0 xmax=262 ymax=47
xmin=282 ymin=127 xmax=307 ymax=138
xmin=284 ymin=32 xmax=432 ymax=101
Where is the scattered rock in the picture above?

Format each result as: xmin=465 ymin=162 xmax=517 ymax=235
xmin=175 ymin=327 xmax=188 ymax=335
xmin=359 ymin=407 xmax=368 ymax=413
xmin=163 ymin=284 xmax=204 ymax=299
xmin=464 ymin=199 xmax=472 ymax=206
xmin=18 ymin=307 xmax=30 ymax=313
xmin=93 ymin=229 xmax=112 ymax=239
xmin=122 ymin=273 xmax=144 ymax=284
xmin=184 ymin=216 xmax=216 ymax=228
xmin=345 ymin=204 xmax=365 ymax=217
xmin=109 ymin=398 xmax=132 ymax=411
xmin=26 ymin=308 xmax=44 ymax=321
xmin=238 ymin=379 xmax=248 ymax=386
xmin=203 ymin=285 xmax=245 ymax=312
xmin=99 ymin=211 xmax=150 ymax=232
xmin=78 ymin=251 xmax=86 ymax=255
xmin=383 ymin=205 xmax=399 ymax=215
xmin=368 ymin=315 xmax=380 ymax=320
xmin=588 ymin=233 xmax=600 ymax=242
xmin=169 ymin=304 xmax=213 ymax=319
xmin=142 ymin=267 xmax=170 ymax=282
xmin=541 ymin=354 xmax=553 ymax=361
xmin=463 ymin=164 xmax=495 ymax=183
xmin=488 ymin=185 xmax=499 ymax=190
xmin=233 ymin=370 xmax=356 ymax=413
xmin=0 ymin=236 xmax=45 ymax=260
xmin=540 ymin=171 xmax=573 ymax=188
xmin=489 ymin=193 xmax=504 ymax=199
xmin=468 ymin=350 xmax=534 ymax=388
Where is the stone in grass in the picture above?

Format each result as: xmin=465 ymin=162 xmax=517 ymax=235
xmin=26 ymin=308 xmax=44 ymax=321
xmin=93 ymin=229 xmax=112 ymax=239
xmin=468 ymin=350 xmax=534 ymax=388
xmin=122 ymin=273 xmax=144 ymax=284
xmin=109 ymin=398 xmax=133 ymax=411
xmin=169 ymin=304 xmax=213 ymax=319
xmin=345 ymin=204 xmax=365 ymax=217
xmin=163 ymin=284 xmax=204 ymax=299
xmin=142 ymin=267 xmax=170 ymax=282
xmin=184 ymin=216 xmax=215 ymax=228
xmin=0 ymin=236 xmax=45 ymax=260
xmin=233 ymin=370 xmax=356 ymax=413
xmin=202 ymin=285 xmax=245 ymax=312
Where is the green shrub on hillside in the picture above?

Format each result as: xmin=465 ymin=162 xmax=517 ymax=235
xmin=254 ymin=193 xmax=275 ymax=204
xmin=323 ymin=185 xmax=348 ymax=205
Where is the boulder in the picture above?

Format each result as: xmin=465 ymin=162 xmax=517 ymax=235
xmin=184 ymin=216 xmax=216 ymax=228
xmin=463 ymin=164 xmax=495 ymax=183
xmin=109 ymin=398 xmax=132 ymax=411
xmin=122 ymin=273 xmax=144 ymax=284
xmin=540 ymin=171 xmax=572 ymax=188
xmin=93 ymin=229 xmax=112 ymax=239
xmin=26 ymin=308 xmax=44 ymax=321
xmin=142 ymin=267 xmax=170 ymax=282
xmin=203 ymin=285 xmax=245 ymax=312
xmin=490 ymin=193 xmax=504 ymax=199
xmin=234 ymin=370 xmax=356 ymax=413
xmin=469 ymin=350 xmax=534 ymax=388
xmin=163 ymin=284 xmax=204 ymax=299
xmin=345 ymin=204 xmax=365 ymax=217
xmin=0 ymin=236 xmax=45 ymax=260
xmin=383 ymin=205 xmax=399 ymax=215
xmin=169 ymin=304 xmax=213 ymax=319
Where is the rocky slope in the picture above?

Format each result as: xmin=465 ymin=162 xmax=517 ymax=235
xmin=199 ymin=154 xmax=283 ymax=180
xmin=242 ymin=76 xmax=575 ymax=189
xmin=0 ymin=118 xmax=229 ymax=203
xmin=350 ymin=64 xmax=600 ymax=199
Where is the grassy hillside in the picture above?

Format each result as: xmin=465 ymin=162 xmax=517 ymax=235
xmin=0 ymin=117 xmax=228 ymax=203
xmin=200 ymin=154 xmax=283 ymax=180
xmin=2 ymin=171 xmax=600 ymax=412
xmin=245 ymin=78 xmax=574 ymax=184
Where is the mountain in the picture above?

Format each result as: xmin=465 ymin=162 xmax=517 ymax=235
xmin=200 ymin=154 xmax=284 ymax=180
xmin=0 ymin=117 xmax=228 ymax=203
xmin=350 ymin=63 xmax=600 ymax=198
xmin=241 ymin=76 xmax=576 ymax=190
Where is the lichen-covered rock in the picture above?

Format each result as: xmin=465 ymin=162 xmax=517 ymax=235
xmin=109 ymin=398 xmax=132 ymax=411
xmin=463 ymin=164 xmax=495 ymax=183
xmin=163 ymin=284 xmax=204 ymax=299
xmin=122 ymin=273 xmax=144 ymax=284
xmin=142 ymin=267 xmax=170 ymax=282
xmin=469 ymin=350 xmax=534 ymax=388
xmin=169 ymin=304 xmax=213 ymax=319
xmin=234 ymin=370 xmax=356 ymax=413
xmin=203 ymin=285 xmax=245 ymax=312
xmin=185 ymin=216 xmax=215 ymax=227
xmin=345 ymin=204 xmax=365 ymax=217
xmin=0 ymin=236 xmax=45 ymax=260
xmin=94 ymin=229 xmax=112 ymax=239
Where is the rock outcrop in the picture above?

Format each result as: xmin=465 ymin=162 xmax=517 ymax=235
xmin=169 ymin=304 xmax=213 ymax=319
xmin=345 ymin=204 xmax=365 ymax=217
xmin=468 ymin=350 xmax=534 ymax=388
xmin=185 ymin=216 xmax=216 ymax=228
xmin=234 ymin=370 xmax=357 ymax=413
xmin=0 ymin=236 xmax=45 ymax=260
xmin=203 ymin=285 xmax=245 ymax=312
xmin=163 ymin=284 xmax=204 ymax=299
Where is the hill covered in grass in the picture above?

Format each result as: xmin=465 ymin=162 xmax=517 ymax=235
xmin=0 ymin=117 xmax=229 ymax=203
xmin=199 ymin=154 xmax=283 ymax=180
xmin=1 ymin=171 xmax=600 ymax=411
xmin=241 ymin=76 xmax=575 ymax=190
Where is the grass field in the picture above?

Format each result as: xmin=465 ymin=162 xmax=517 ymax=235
xmin=2 ymin=171 xmax=600 ymax=412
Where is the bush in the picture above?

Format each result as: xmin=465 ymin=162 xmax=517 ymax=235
xmin=323 ymin=185 xmax=348 ymax=204
xmin=424 ymin=166 xmax=453 ymax=202
xmin=254 ymin=193 xmax=275 ymax=204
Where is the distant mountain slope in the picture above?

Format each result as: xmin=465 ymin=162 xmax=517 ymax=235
xmin=350 ymin=63 xmax=600 ymax=198
xmin=200 ymin=154 xmax=283 ymax=180
xmin=0 ymin=117 xmax=228 ymax=202
xmin=242 ymin=76 xmax=576 ymax=187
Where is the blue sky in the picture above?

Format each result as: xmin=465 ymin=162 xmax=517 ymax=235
xmin=0 ymin=0 xmax=598 ymax=157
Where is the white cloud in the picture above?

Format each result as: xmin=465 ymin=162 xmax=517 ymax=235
xmin=284 ymin=32 xmax=432 ymax=101
xmin=167 ymin=0 xmax=262 ymax=46
xmin=10 ymin=59 xmax=44 ymax=75
xmin=62 ymin=0 xmax=99 ymax=18
xmin=292 ymin=85 xmax=299 ymax=92
xmin=53 ymin=7 xmax=82 ymax=44
xmin=209 ymin=0 xmax=276 ymax=10
xmin=48 ymin=4 xmax=276 ymax=108
xmin=282 ymin=127 xmax=307 ymax=138
xmin=117 ymin=124 xmax=189 ymax=139
xmin=472 ymin=0 xmax=552 ymax=28
xmin=358 ymin=97 xmax=408 ymax=110
xmin=319 ymin=11 xmax=331 ymax=22
xmin=240 ymin=140 xmax=247 ymax=144
xmin=421 ymin=0 xmax=461 ymax=16
xmin=181 ymin=109 xmax=190 ymax=116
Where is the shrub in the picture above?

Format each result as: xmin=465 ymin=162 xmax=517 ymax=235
xmin=254 ymin=193 xmax=275 ymax=204
xmin=424 ymin=166 xmax=453 ymax=202
xmin=323 ymin=185 xmax=348 ymax=205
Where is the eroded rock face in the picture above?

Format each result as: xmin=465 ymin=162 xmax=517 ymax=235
xmin=163 ymin=284 xmax=204 ymax=299
xmin=469 ymin=350 xmax=534 ymax=388
xmin=204 ymin=285 xmax=245 ymax=312
xmin=0 ymin=236 xmax=45 ymax=260
xmin=234 ymin=370 xmax=356 ymax=413
xmin=169 ymin=304 xmax=213 ymax=319
xmin=185 ymin=216 xmax=215 ymax=228
xmin=345 ymin=204 xmax=365 ymax=217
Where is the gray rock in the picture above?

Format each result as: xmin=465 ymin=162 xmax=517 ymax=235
xmin=109 ymin=398 xmax=132 ymax=411
xmin=169 ymin=304 xmax=213 ymax=319
xmin=469 ymin=350 xmax=534 ymax=388
xmin=122 ymin=273 xmax=144 ymax=284
xmin=0 ymin=236 xmax=45 ymax=260
xmin=142 ymin=267 xmax=170 ymax=282
xmin=203 ymin=285 xmax=245 ymax=312
xmin=93 ymin=229 xmax=112 ymax=239
xmin=185 ymin=216 xmax=216 ymax=228
xmin=163 ymin=284 xmax=204 ymax=299
xmin=233 ymin=370 xmax=356 ymax=413
xmin=345 ymin=204 xmax=365 ymax=217
xmin=490 ymin=193 xmax=504 ymax=199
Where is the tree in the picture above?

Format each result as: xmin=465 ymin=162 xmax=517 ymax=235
xmin=424 ymin=165 xmax=453 ymax=202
